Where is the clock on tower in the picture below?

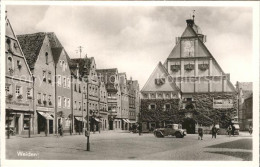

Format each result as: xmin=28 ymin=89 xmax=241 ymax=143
xmin=182 ymin=39 xmax=194 ymax=57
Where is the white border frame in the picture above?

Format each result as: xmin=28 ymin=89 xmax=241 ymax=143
xmin=1 ymin=1 xmax=259 ymax=167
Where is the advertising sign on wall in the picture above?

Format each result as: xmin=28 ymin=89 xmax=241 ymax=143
xmin=213 ymin=98 xmax=233 ymax=109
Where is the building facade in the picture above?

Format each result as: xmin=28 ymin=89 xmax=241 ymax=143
xmin=17 ymin=33 xmax=56 ymax=136
xmin=96 ymin=68 xmax=122 ymax=130
xmin=141 ymin=17 xmax=238 ymax=134
xmin=236 ymin=82 xmax=253 ymax=131
xmin=119 ymin=73 xmax=130 ymax=130
xmin=5 ymin=18 xmax=34 ymax=135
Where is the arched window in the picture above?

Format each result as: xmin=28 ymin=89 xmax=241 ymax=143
xmin=45 ymin=52 xmax=48 ymax=65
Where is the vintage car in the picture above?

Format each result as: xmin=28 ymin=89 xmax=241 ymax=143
xmin=154 ymin=124 xmax=186 ymax=138
xmin=233 ymin=124 xmax=240 ymax=135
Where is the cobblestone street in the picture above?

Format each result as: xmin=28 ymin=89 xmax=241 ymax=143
xmin=6 ymin=131 xmax=252 ymax=160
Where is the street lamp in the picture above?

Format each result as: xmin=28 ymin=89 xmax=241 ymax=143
xmin=83 ymin=55 xmax=90 ymax=151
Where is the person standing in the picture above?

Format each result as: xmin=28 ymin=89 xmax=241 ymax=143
xmin=198 ymin=127 xmax=203 ymax=140
xmin=249 ymin=124 xmax=252 ymax=135
xmin=227 ymin=125 xmax=232 ymax=137
xmin=58 ymin=123 xmax=63 ymax=137
xmin=212 ymin=125 xmax=217 ymax=139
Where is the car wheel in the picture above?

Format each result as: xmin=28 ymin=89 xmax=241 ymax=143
xmin=175 ymin=132 xmax=183 ymax=138
xmin=155 ymin=132 xmax=164 ymax=138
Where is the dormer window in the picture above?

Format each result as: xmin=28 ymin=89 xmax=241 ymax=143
xmin=155 ymin=78 xmax=165 ymax=85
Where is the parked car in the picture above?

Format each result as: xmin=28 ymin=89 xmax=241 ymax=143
xmin=232 ymin=124 xmax=240 ymax=135
xmin=154 ymin=124 xmax=186 ymax=138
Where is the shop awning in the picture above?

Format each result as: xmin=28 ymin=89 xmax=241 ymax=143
xmin=94 ymin=118 xmax=102 ymax=122
xmin=38 ymin=111 xmax=54 ymax=120
xmin=75 ymin=116 xmax=87 ymax=123
xmin=123 ymin=119 xmax=131 ymax=123
xmin=128 ymin=120 xmax=137 ymax=124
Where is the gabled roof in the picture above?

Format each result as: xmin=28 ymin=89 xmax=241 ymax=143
xmin=141 ymin=62 xmax=180 ymax=93
xmin=46 ymin=32 xmax=63 ymax=48
xmin=17 ymin=32 xmax=46 ymax=69
xmin=68 ymin=57 xmax=94 ymax=77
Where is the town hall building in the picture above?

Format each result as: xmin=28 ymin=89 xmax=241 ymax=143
xmin=141 ymin=16 xmax=238 ymax=134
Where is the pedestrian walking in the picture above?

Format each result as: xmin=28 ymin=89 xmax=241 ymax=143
xmin=138 ymin=123 xmax=142 ymax=136
xmin=98 ymin=123 xmax=101 ymax=134
xmin=58 ymin=123 xmax=63 ymax=137
xmin=211 ymin=125 xmax=217 ymax=139
xmin=198 ymin=127 xmax=203 ymax=140
xmin=231 ymin=124 xmax=235 ymax=136
xmin=249 ymin=124 xmax=252 ymax=135
xmin=227 ymin=125 xmax=232 ymax=137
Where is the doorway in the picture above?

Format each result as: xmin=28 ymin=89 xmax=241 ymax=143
xmin=49 ymin=120 xmax=53 ymax=134
xmin=109 ymin=120 xmax=113 ymax=130
xmin=15 ymin=116 xmax=19 ymax=134
xmin=37 ymin=113 xmax=46 ymax=134
xmin=182 ymin=118 xmax=196 ymax=134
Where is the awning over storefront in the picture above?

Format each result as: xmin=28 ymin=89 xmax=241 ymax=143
xmin=123 ymin=119 xmax=131 ymax=123
xmin=128 ymin=120 xmax=137 ymax=124
xmin=75 ymin=116 xmax=87 ymax=123
xmin=94 ymin=118 xmax=102 ymax=122
xmin=38 ymin=111 xmax=53 ymax=120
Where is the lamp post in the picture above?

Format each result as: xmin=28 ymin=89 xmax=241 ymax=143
xmin=83 ymin=55 xmax=90 ymax=151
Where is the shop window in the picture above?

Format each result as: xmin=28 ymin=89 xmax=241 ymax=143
xmin=58 ymin=96 xmax=61 ymax=108
xmin=27 ymin=88 xmax=32 ymax=100
xmin=43 ymin=71 xmax=46 ymax=82
xmin=64 ymin=97 xmax=67 ymax=108
xmin=58 ymin=75 xmax=61 ymax=86
xmin=23 ymin=115 xmax=30 ymax=130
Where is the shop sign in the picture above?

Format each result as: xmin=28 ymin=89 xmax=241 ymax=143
xmin=213 ymin=99 xmax=233 ymax=109
xmin=6 ymin=101 xmax=30 ymax=106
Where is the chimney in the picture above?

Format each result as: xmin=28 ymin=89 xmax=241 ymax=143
xmin=186 ymin=19 xmax=194 ymax=27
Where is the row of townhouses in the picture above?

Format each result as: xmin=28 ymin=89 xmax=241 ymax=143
xmin=5 ymin=17 xmax=140 ymax=136
xmin=140 ymin=17 xmax=253 ymax=134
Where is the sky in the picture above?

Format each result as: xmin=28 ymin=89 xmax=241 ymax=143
xmin=6 ymin=5 xmax=253 ymax=89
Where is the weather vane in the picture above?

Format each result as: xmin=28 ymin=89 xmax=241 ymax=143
xmin=192 ymin=10 xmax=196 ymax=21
